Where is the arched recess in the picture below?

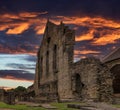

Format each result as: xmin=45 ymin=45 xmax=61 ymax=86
xmin=110 ymin=64 xmax=120 ymax=94
xmin=72 ymin=74 xmax=84 ymax=94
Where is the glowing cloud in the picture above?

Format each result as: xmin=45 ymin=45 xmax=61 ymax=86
xmin=35 ymin=25 xmax=45 ymax=35
xmin=2 ymin=75 xmax=33 ymax=82
xmin=74 ymin=50 xmax=101 ymax=55
xmin=6 ymin=23 xmax=30 ymax=34
xmin=92 ymin=31 xmax=120 ymax=45
xmin=1 ymin=12 xmax=120 ymax=45
xmin=0 ymin=12 xmax=120 ymax=55
xmin=54 ymin=16 xmax=120 ymax=28
xmin=0 ymin=12 xmax=47 ymax=35
xmin=75 ymin=29 xmax=94 ymax=41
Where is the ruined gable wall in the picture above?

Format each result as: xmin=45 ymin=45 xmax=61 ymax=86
xmin=34 ymin=22 xmax=60 ymax=101
xmin=34 ymin=21 xmax=75 ymax=101
xmin=72 ymin=58 xmax=113 ymax=102
xmin=38 ymin=22 xmax=58 ymax=84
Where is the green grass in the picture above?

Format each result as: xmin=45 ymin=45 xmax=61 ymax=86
xmin=0 ymin=102 xmax=84 ymax=110
xmin=3 ymin=102 xmax=120 ymax=110
xmin=0 ymin=102 xmax=46 ymax=110
xmin=113 ymin=104 xmax=120 ymax=108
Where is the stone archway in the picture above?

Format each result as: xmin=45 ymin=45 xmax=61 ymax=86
xmin=110 ymin=64 xmax=120 ymax=94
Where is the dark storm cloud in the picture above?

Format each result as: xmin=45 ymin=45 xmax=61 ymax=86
xmin=1 ymin=0 xmax=120 ymax=20
xmin=0 ymin=70 xmax=34 ymax=80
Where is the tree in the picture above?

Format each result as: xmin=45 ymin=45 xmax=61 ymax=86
xmin=14 ymin=86 xmax=26 ymax=93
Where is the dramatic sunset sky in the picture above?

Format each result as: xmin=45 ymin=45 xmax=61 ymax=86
xmin=0 ymin=0 xmax=120 ymax=89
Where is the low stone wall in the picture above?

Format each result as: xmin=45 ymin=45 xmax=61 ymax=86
xmin=0 ymin=89 xmax=15 ymax=104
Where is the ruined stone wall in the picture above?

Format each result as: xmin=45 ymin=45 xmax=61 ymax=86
xmin=0 ymin=89 xmax=5 ymax=102
xmin=104 ymin=58 xmax=120 ymax=69
xmin=72 ymin=58 xmax=113 ymax=103
xmin=104 ymin=58 xmax=120 ymax=95
xmin=34 ymin=21 xmax=114 ymax=103
xmin=0 ymin=90 xmax=15 ymax=104
xmin=34 ymin=21 xmax=75 ymax=101
xmin=34 ymin=62 xmax=40 ymax=95
xmin=57 ymin=24 xmax=75 ymax=101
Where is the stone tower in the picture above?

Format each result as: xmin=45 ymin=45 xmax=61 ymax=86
xmin=34 ymin=20 xmax=75 ymax=101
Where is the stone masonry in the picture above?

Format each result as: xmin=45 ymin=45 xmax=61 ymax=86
xmin=34 ymin=21 xmax=114 ymax=103
xmin=73 ymin=58 xmax=113 ymax=102
xmin=0 ymin=89 xmax=15 ymax=104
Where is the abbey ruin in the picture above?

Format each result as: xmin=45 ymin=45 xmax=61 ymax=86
xmin=33 ymin=21 xmax=120 ymax=103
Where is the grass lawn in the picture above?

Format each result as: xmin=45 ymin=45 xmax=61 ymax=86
xmin=0 ymin=102 xmax=80 ymax=110
xmin=0 ymin=102 xmax=83 ymax=110
xmin=0 ymin=102 xmax=45 ymax=110
xmin=113 ymin=104 xmax=120 ymax=108
xmin=0 ymin=102 xmax=119 ymax=110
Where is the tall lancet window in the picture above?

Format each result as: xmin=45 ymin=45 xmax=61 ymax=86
xmin=46 ymin=51 xmax=49 ymax=76
xmin=40 ymin=57 xmax=43 ymax=77
xmin=53 ymin=45 xmax=57 ymax=72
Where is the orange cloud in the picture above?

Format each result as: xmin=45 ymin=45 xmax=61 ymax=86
xmin=19 ymin=12 xmax=40 ymax=18
xmin=6 ymin=23 xmax=30 ymax=34
xmin=92 ymin=34 xmax=120 ymax=45
xmin=92 ymin=30 xmax=120 ymax=45
xmin=0 ymin=12 xmax=47 ymax=35
xmin=53 ymin=16 xmax=120 ymax=45
xmin=5 ymin=75 xmax=16 ymax=79
xmin=74 ymin=50 xmax=101 ymax=55
xmin=75 ymin=29 xmax=94 ymax=41
xmin=74 ymin=54 xmax=86 ymax=59
xmin=2 ymin=76 xmax=33 ymax=82
xmin=1 ymin=13 xmax=19 ymax=19
xmin=55 ymin=16 xmax=120 ymax=28
xmin=0 ymin=11 xmax=47 ymax=20
xmin=35 ymin=25 xmax=45 ymax=35
xmin=0 ymin=12 xmax=120 ymax=47
xmin=0 ymin=25 xmax=9 ymax=31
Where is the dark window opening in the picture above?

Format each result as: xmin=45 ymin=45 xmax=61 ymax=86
xmin=110 ymin=64 xmax=120 ymax=94
xmin=47 ymin=37 xmax=51 ymax=49
xmin=47 ymin=37 xmax=51 ymax=44
xmin=75 ymin=74 xmax=84 ymax=93
xmin=53 ymin=45 xmax=57 ymax=72
xmin=40 ymin=57 xmax=43 ymax=77
xmin=63 ymin=29 xmax=66 ymax=34
xmin=76 ymin=74 xmax=83 ymax=93
xmin=46 ymin=51 xmax=49 ymax=76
